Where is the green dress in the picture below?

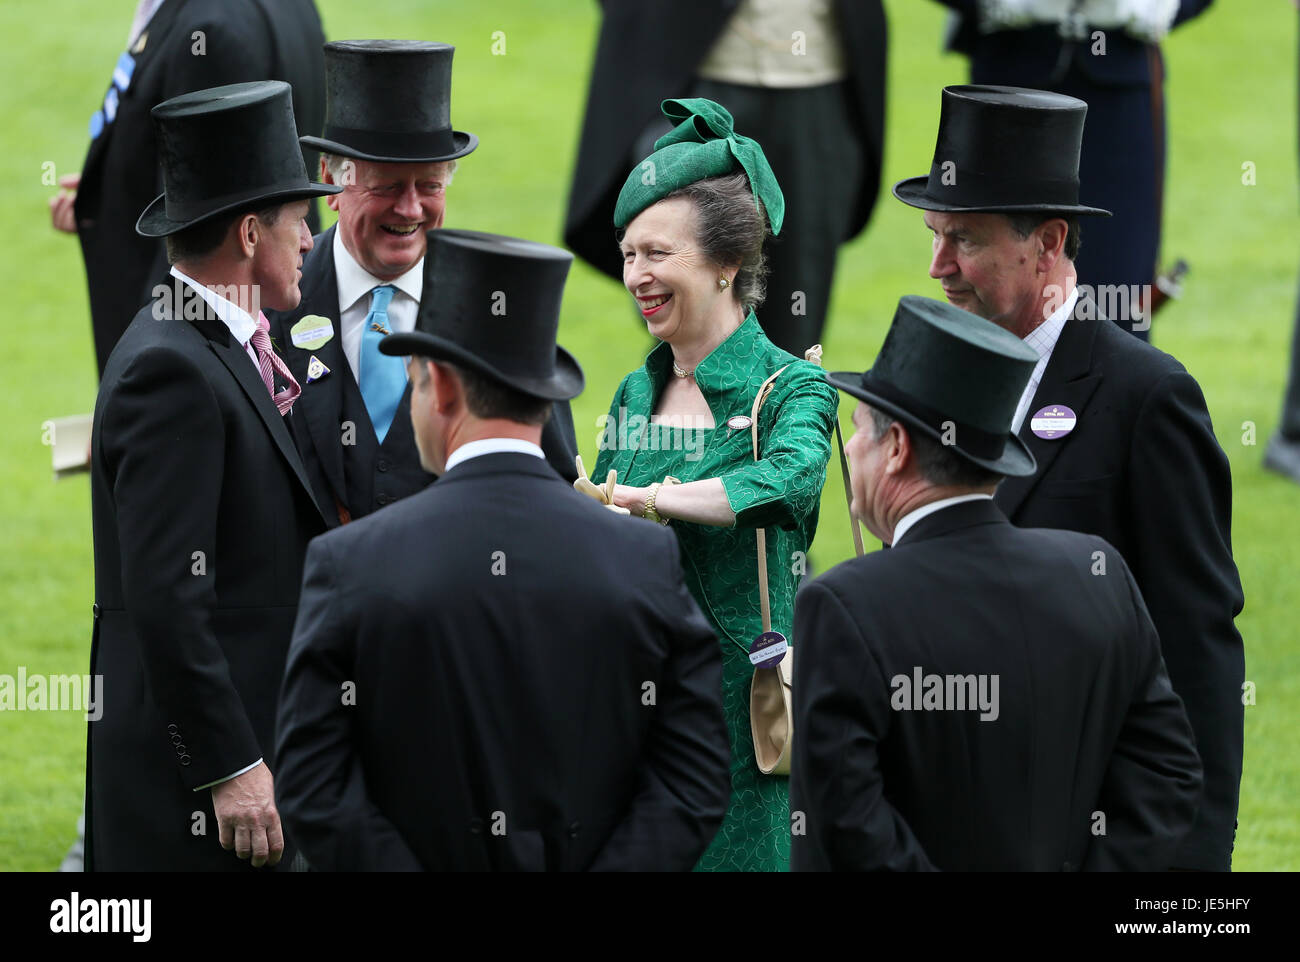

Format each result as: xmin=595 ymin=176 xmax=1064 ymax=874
xmin=594 ymin=313 xmax=838 ymax=871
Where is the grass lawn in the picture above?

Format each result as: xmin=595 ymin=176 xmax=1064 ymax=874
xmin=0 ymin=0 xmax=1293 ymax=870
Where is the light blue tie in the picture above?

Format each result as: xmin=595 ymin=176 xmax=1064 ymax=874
xmin=358 ymin=285 xmax=407 ymax=442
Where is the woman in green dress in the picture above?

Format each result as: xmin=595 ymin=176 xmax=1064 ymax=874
xmin=586 ymin=99 xmax=837 ymax=871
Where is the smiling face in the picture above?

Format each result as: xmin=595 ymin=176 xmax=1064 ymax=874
xmin=923 ymin=210 xmax=1045 ymax=336
xmin=327 ymin=158 xmax=454 ymax=280
xmin=620 ymin=197 xmax=731 ymax=344
xmin=251 ymin=199 xmax=313 ymax=312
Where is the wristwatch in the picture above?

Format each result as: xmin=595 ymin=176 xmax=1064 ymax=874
xmin=643 ymin=475 xmax=680 ymax=525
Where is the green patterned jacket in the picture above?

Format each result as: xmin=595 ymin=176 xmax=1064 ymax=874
xmin=593 ymin=313 xmax=838 ymax=656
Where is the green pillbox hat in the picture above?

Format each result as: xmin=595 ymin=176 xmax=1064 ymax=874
xmin=613 ymin=98 xmax=785 ymax=235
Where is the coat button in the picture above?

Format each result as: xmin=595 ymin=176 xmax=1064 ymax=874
xmin=175 ymin=744 xmax=186 ymax=754
xmin=179 ymin=754 xmax=191 ymax=766
xmin=92 ymin=603 xmax=101 ymax=619
xmin=171 ymin=734 xmax=182 ymax=745
xmin=376 ymin=494 xmax=394 ymax=506
xmin=568 ymin=821 xmax=581 ymax=838
xmin=377 ymin=459 xmax=389 ymax=472
xmin=469 ymin=817 xmax=484 ymax=835
xmin=167 ymin=724 xmax=178 ymax=734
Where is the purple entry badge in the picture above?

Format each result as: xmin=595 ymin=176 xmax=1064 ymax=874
xmin=1030 ymin=404 xmax=1077 ymax=440
xmin=749 ymin=631 xmax=788 ymax=669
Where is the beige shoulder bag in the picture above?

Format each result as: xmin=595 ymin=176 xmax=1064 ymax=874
xmin=750 ymin=346 xmax=864 ymax=775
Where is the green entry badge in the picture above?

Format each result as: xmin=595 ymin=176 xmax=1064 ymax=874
xmin=290 ymin=315 xmax=334 ymax=350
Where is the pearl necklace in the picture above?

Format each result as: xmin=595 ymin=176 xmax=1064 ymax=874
xmin=672 ymin=360 xmax=694 ymax=379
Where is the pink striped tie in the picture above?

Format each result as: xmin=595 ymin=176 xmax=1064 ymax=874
xmin=250 ymin=313 xmax=301 ymax=416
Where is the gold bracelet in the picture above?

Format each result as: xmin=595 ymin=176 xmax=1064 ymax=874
xmin=644 ymin=482 xmax=669 ymax=524
xmin=645 ymin=476 xmax=681 ymax=524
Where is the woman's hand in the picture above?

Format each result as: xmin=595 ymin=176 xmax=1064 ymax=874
xmin=613 ymin=479 xmax=737 ymax=527
xmin=573 ymin=456 xmax=633 ymax=515
xmin=611 ymin=484 xmax=650 ymax=517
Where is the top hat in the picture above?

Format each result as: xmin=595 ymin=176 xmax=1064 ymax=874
xmin=379 ymin=230 xmax=584 ymax=402
xmin=893 ymin=85 xmax=1111 ymax=217
xmin=300 ymin=40 xmax=478 ymax=164
xmin=137 ymin=81 xmax=342 ymax=237
xmin=827 ymin=295 xmax=1040 ymax=477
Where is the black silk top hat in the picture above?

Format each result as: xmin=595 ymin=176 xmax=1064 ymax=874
xmin=137 ymin=81 xmax=342 ymax=237
xmin=380 ymin=230 xmax=584 ymax=402
xmin=300 ymin=40 xmax=478 ymax=164
xmin=827 ymin=295 xmax=1040 ymax=477
xmin=893 ymin=85 xmax=1111 ymax=217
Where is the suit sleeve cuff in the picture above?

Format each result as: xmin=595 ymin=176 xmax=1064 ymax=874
xmin=193 ymin=758 xmax=262 ymax=791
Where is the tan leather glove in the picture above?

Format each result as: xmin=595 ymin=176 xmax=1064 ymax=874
xmin=573 ymin=456 xmax=631 ymax=515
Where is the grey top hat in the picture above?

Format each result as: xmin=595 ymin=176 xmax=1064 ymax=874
xmin=137 ymin=81 xmax=341 ymax=238
xmin=893 ymin=85 xmax=1111 ymax=217
xmin=300 ymin=40 xmax=478 ymax=164
xmin=827 ymin=295 xmax=1040 ymax=477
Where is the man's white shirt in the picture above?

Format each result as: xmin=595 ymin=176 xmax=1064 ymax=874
xmin=1011 ymin=286 xmax=1078 ymax=434
xmin=334 ymin=228 xmax=421 ymax=382
xmin=169 ymin=266 xmax=260 ymax=374
xmin=892 ymin=494 xmax=995 ymax=547
xmin=444 ymin=438 xmax=546 ymax=473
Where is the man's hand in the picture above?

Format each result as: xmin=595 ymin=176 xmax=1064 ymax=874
xmin=49 ymin=173 xmax=80 ymax=234
xmin=210 ymin=761 xmax=284 ymax=867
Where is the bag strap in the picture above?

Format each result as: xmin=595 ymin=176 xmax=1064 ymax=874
xmin=803 ymin=345 xmax=864 ymax=559
xmin=751 ymin=346 xmax=866 ymax=633
xmin=750 ymin=364 xmax=790 ymax=634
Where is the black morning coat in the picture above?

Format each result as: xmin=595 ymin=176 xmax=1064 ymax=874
xmin=87 ymin=291 xmax=329 ymax=871
xmin=75 ymin=0 xmax=326 ymax=376
xmin=993 ymin=297 xmax=1245 ymax=871
xmin=266 ymin=226 xmax=581 ymax=528
xmin=274 ymin=452 xmax=732 ymax=870
xmin=563 ymin=0 xmax=887 ymax=279
xmin=791 ymin=499 xmax=1204 ymax=871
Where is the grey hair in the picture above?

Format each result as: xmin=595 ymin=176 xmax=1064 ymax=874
xmin=322 ymin=153 xmax=457 ymax=186
xmin=1004 ymin=213 xmax=1080 ymax=261
xmin=663 ymin=172 xmax=771 ymax=313
xmin=868 ymin=407 xmax=1003 ymax=489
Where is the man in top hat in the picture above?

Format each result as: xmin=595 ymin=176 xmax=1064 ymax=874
xmin=274 ymin=230 xmax=731 ymax=871
xmin=934 ymin=1 xmax=1215 ymax=343
xmin=86 ymin=81 xmax=339 ymax=871
xmin=894 ymin=85 xmax=1244 ymax=872
xmin=266 ymin=39 xmax=580 ymax=530
xmin=790 ymin=295 xmax=1203 ymax=871
xmin=50 ymin=0 xmax=329 ymax=377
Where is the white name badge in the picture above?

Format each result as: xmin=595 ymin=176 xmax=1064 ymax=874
xmin=290 ymin=315 xmax=335 ymax=350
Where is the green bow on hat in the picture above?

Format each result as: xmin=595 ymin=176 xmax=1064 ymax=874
xmin=613 ymin=98 xmax=785 ymax=235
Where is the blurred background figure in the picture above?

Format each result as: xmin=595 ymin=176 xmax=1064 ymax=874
xmin=564 ymin=0 xmax=887 ymax=357
xmin=933 ymin=0 xmax=1214 ymax=342
xmin=48 ymin=0 xmax=328 ymax=378
xmin=1263 ymin=0 xmax=1300 ymax=485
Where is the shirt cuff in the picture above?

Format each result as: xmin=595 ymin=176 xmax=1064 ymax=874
xmin=193 ymin=758 xmax=262 ymax=791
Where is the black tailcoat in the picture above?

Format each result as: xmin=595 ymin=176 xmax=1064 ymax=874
xmin=75 ymin=0 xmax=326 ymax=376
xmin=993 ymin=299 xmax=1244 ymax=871
xmin=86 ymin=294 xmax=329 ymax=871
xmin=266 ymin=226 xmax=580 ymax=528
xmin=791 ymin=500 xmax=1203 ymax=871
xmin=274 ymin=453 xmax=731 ymax=870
